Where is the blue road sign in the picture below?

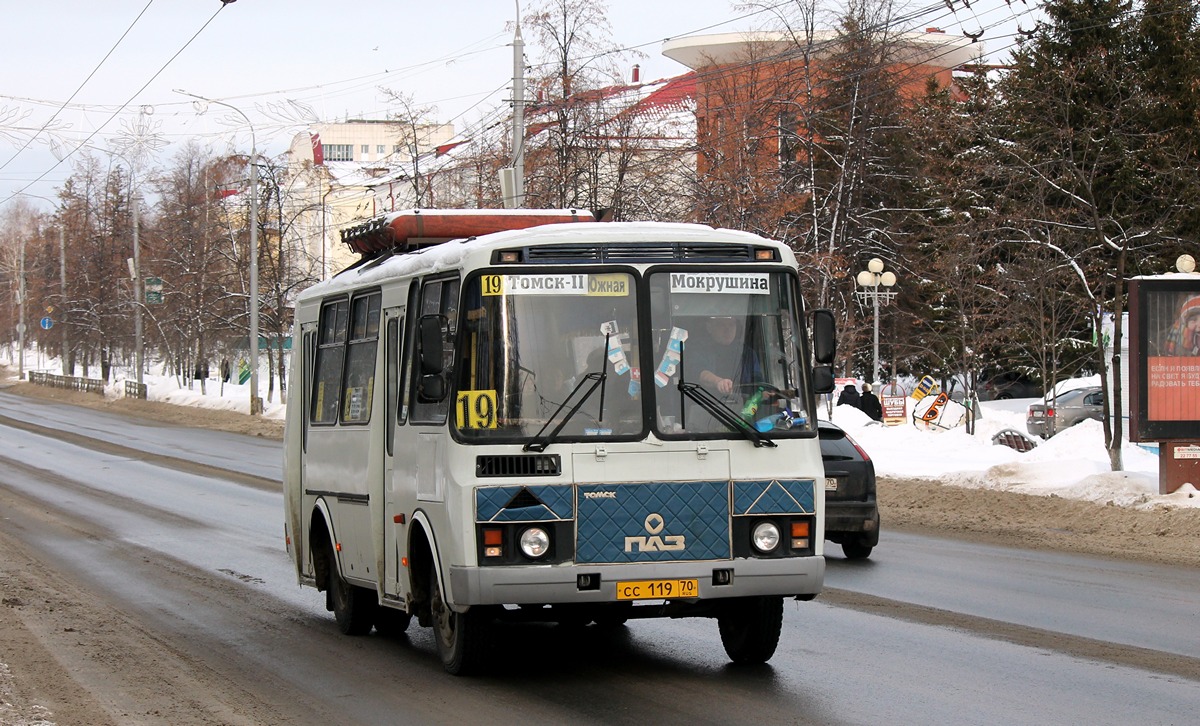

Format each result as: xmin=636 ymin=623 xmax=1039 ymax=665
xmin=40 ymin=317 xmax=53 ymax=330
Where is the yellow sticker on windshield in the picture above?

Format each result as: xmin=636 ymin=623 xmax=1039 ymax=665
xmin=456 ymin=390 xmax=498 ymax=429
xmin=587 ymin=274 xmax=629 ymax=296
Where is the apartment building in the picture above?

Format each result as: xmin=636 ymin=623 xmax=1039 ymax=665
xmin=286 ymin=119 xmax=455 ymax=277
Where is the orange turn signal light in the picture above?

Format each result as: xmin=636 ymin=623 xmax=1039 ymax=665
xmin=791 ymin=521 xmax=810 ymax=537
xmin=483 ymin=529 xmax=503 ymax=546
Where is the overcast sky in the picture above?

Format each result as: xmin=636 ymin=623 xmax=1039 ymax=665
xmin=2 ymin=0 xmax=1035 ymax=209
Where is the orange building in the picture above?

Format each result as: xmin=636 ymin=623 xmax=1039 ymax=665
xmin=662 ymin=29 xmax=980 ymax=177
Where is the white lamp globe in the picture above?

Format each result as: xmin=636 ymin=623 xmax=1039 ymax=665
xmin=868 ymin=258 xmax=884 ymax=274
xmin=1177 ymin=254 xmax=1196 ymax=274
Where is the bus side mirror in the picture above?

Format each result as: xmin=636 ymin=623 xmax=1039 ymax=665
xmin=418 ymin=374 xmax=447 ymax=402
xmin=419 ymin=314 xmax=446 ymax=375
xmin=811 ymin=309 xmax=836 ymax=365
xmin=812 ymin=365 xmax=834 ymax=395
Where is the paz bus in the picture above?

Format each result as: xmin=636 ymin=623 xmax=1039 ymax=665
xmin=282 ymin=209 xmax=837 ymax=674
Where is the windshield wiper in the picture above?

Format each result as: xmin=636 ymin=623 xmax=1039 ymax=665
xmin=523 ymin=363 xmax=609 ymax=453
xmin=676 ymin=380 xmax=776 ymax=448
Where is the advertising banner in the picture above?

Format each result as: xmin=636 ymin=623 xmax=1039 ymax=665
xmin=881 ymin=382 xmax=907 ymax=426
xmin=1129 ymin=278 xmax=1200 ymax=439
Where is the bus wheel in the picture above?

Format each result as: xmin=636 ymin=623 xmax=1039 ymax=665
xmin=841 ymin=540 xmax=874 ymax=560
xmin=374 ymin=607 xmax=412 ymax=637
xmin=328 ymin=547 xmax=376 ymax=636
xmin=429 ymin=564 xmax=489 ymax=675
xmin=717 ymin=596 xmax=783 ymax=664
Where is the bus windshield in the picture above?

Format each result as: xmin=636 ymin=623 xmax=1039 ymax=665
xmin=453 ymin=271 xmax=643 ymax=441
xmin=648 ymin=269 xmax=810 ymax=437
xmin=451 ymin=267 xmax=810 ymax=443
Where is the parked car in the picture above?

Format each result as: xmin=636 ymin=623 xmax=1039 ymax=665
xmin=818 ymin=420 xmax=879 ymax=559
xmin=1026 ymin=386 xmax=1104 ymax=439
xmin=977 ymin=371 xmax=1041 ymax=401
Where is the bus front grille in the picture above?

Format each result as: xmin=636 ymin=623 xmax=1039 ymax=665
xmin=476 ymin=454 xmax=562 ymax=478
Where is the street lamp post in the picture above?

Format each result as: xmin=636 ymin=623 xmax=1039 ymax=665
xmin=177 ymin=90 xmax=260 ymax=414
xmin=855 ymin=258 xmax=898 ymax=387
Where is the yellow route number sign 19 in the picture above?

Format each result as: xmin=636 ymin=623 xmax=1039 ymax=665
xmin=455 ymin=390 xmax=498 ymax=429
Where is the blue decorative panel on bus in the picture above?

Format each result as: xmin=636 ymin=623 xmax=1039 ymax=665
xmin=575 ymin=481 xmax=730 ymax=564
xmin=732 ymin=479 xmax=815 ymax=515
xmin=475 ymin=485 xmax=574 ymax=522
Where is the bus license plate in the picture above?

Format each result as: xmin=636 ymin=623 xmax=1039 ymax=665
xmin=825 ymin=477 xmax=840 ymax=491
xmin=616 ymin=578 xmax=698 ymax=601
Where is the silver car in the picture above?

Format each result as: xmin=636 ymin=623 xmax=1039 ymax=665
xmin=1026 ymin=386 xmax=1104 ymax=439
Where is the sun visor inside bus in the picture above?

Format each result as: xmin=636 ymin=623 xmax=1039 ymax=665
xmin=340 ymin=209 xmax=596 ymax=255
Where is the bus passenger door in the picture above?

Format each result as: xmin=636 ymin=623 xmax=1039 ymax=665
xmin=382 ymin=308 xmax=407 ymax=600
xmin=291 ymin=323 xmax=317 ymax=577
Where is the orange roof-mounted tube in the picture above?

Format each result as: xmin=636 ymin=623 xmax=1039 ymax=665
xmin=340 ymin=208 xmax=595 ymax=255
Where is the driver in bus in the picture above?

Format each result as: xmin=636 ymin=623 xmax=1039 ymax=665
xmin=690 ymin=316 xmax=763 ymax=397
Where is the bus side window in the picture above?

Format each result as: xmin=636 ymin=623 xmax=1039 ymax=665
xmin=385 ymin=314 xmax=401 ymax=456
xmin=411 ymin=276 xmax=460 ymax=424
xmin=398 ymin=284 xmax=418 ymax=424
xmin=310 ymin=298 xmax=349 ymax=425
xmin=341 ymin=292 xmax=381 ymax=424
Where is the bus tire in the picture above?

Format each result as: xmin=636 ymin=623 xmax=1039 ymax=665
xmin=328 ymin=547 xmax=376 ymax=636
xmin=841 ymin=540 xmax=874 ymax=560
xmin=718 ymin=596 xmax=783 ymax=664
xmin=430 ymin=563 xmax=489 ymax=675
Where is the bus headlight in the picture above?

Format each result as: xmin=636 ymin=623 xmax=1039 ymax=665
xmin=519 ymin=527 xmax=550 ymax=559
xmin=752 ymin=521 xmax=781 ymax=553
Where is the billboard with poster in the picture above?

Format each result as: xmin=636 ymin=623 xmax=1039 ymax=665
xmin=880 ymin=382 xmax=907 ymax=426
xmin=1128 ymin=277 xmax=1200 ymax=441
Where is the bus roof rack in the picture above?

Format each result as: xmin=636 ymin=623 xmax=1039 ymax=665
xmin=340 ymin=208 xmax=596 ymax=257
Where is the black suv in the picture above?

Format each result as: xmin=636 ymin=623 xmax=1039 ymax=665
xmin=818 ymin=420 xmax=880 ymax=559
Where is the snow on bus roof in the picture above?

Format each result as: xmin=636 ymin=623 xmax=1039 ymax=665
xmin=377 ymin=207 xmax=588 ymax=223
xmin=301 ymin=220 xmax=793 ymax=300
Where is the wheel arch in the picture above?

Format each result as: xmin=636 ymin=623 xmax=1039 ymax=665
xmin=406 ymin=511 xmax=447 ymax=621
xmin=308 ymin=498 xmax=337 ymax=592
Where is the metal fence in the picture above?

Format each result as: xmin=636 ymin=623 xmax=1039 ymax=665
xmin=124 ymin=380 xmax=147 ymax=399
xmin=27 ymin=371 xmax=106 ymax=396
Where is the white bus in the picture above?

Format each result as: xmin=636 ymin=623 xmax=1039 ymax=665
xmin=283 ymin=209 xmax=837 ymax=674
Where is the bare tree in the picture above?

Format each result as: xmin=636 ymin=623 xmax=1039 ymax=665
xmin=994 ymin=0 xmax=1200 ymax=469
xmin=254 ymin=155 xmax=322 ymax=403
xmin=522 ymin=0 xmax=646 ymax=211
xmin=149 ymin=141 xmax=240 ymax=394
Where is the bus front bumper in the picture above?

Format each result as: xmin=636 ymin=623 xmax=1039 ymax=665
xmin=449 ymin=556 xmax=825 ymax=608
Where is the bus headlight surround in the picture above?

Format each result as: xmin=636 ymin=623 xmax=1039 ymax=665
xmin=752 ymin=521 xmax=781 ymax=553
xmin=519 ymin=527 xmax=551 ymax=559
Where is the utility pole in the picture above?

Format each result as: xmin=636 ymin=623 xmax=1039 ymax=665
xmin=59 ymin=225 xmax=68 ymax=375
xmin=504 ymin=1 xmax=526 ymax=208
xmin=17 ymin=236 xmax=25 ymax=380
xmin=132 ymin=172 xmax=143 ymax=386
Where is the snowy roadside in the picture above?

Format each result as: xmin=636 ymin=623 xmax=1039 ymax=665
xmin=2 ymin=358 xmax=1196 ymax=511
xmin=826 ymin=397 xmax=1199 ymax=511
